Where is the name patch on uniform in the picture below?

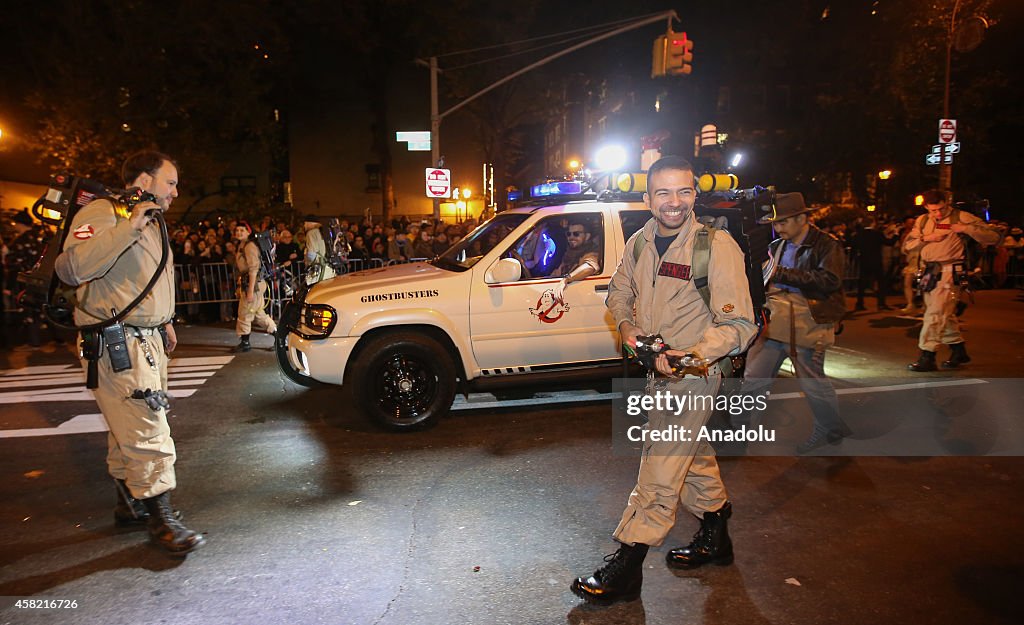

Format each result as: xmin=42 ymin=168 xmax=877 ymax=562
xmin=73 ymin=224 xmax=94 ymax=240
xmin=658 ymin=262 xmax=691 ymax=280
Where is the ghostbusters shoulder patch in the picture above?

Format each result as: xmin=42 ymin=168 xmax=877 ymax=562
xmin=73 ymin=224 xmax=95 ymax=240
xmin=722 ymin=304 xmax=735 ymax=313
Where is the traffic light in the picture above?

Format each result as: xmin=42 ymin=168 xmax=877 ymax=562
xmin=666 ymin=30 xmax=693 ymax=76
xmin=651 ymin=34 xmax=667 ymax=78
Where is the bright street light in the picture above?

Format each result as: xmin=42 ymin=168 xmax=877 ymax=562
xmin=878 ymin=170 xmax=892 ymax=180
xmin=594 ymin=145 xmax=628 ymax=171
xmin=730 ymin=153 xmax=744 ymax=168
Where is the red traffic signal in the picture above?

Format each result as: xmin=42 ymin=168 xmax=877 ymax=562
xmin=666 ymin=31 xmax=693 ymax=76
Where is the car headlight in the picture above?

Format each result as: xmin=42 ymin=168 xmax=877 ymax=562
xmin=302 ymin=304 xmax=338 ymax=338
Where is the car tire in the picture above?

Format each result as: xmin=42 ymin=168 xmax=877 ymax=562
xmin=350 ymin=331 xmax=456 ymax=431
xmin=275 ymin=328 xmax=323 ymax=388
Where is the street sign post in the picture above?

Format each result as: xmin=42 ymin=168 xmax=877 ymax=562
xmin=425 ymin=168 xmax=452 ymax=198
xmin=926 ymin=153 xmax=954 ymax=165
xmin=931 ymin=142 xmax=960 ymax=154
xmin=938 ymin=119 xmax=957 ymax=143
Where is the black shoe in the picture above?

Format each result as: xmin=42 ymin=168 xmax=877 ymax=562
xmin=908 ymin=350 xmax=937 ymax=372
xmin=941 ymin=343 xmax=971 ymax=369
xmin=231 ymin=338 xmax=251 ymax=353
xmin=854 ymin=304 xmax=867 ymax=312
xmin=143 ymin=492 xmax=205 ymax=555
xmin=878 ymin=305 xmax=892 ymax=311
xmin=571 ymin=542 xmax=648 ymax=604
xmin=797 ymin=426 xmax=849 ymax=454
xmin=666 ymin=502 xmax=734 ymax=569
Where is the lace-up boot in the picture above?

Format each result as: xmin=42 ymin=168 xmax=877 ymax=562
xmin=941 ymin=343 xmax=971 ymax=369
xmin=571 ymin=542 xmax=649 ymax=604
xmin=908 ymin=350 xmax=937 ymax=372
xmin=143 ymin=491 xmax=205 ymax=555
xmin=666 ymin=502 xmax=733 ymax=569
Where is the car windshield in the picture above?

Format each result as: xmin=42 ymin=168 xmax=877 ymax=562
xmin=431 ymin=213 xmax=530 ymax=272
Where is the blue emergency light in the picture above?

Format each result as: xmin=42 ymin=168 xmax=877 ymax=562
xmin=530 ymin=181 xmax=582 ymax=198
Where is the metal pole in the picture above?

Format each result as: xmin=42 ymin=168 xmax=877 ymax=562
xmin=939 ymin=0 xmax=962 ymax=193
xmin=430 ymin=56 xmax=441 ymax=221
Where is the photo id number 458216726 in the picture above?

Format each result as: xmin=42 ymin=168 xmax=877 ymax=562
xmin=5 ymin=598 xmax=80 ymax=610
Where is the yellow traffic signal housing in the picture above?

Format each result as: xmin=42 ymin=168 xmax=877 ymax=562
xmin=651 ymin=35 xmax=667 ymax=78
xmin=666 ymin=30 xmax=693 ymax=75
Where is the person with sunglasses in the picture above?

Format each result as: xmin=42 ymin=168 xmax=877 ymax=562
xmin=552 ymin=219 xmax=601 ymax=301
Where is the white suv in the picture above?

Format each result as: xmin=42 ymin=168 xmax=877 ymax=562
xmin=276 ymin=198 xmax=655 ymax=429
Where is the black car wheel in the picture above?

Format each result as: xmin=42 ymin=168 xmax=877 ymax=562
xmin=350 ymin=331 xmax=456 ymax=431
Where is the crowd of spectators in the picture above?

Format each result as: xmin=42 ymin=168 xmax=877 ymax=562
xmin=1 ymin=203 xmax=1023 ymax=348
xmin=813 ymin=212 xmax=1024 ymax=301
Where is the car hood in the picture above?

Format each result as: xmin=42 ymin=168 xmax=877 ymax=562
xmin=305 ymin=261 xmax=457 ymax=305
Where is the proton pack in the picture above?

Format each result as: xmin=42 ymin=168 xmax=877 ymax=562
xmin=17 ymin=173 xmax=160 ymax=327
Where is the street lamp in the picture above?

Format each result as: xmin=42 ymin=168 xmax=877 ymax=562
xmin=877 ymin=169 xmax=892 ymax=212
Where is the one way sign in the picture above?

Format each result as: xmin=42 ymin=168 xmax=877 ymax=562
xmin=926 ymin=153 xmax=954 ymax=165
xmin=931 ymin=142 xmax=960 ymax=154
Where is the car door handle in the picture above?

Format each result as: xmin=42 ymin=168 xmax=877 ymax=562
xmin=594 ymin=284 xmax=609 ymax=292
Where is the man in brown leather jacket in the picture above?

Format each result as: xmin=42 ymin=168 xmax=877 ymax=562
xmin=739 ymin=192 xmax=848 ymax=454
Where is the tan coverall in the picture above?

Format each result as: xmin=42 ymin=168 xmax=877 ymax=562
xmin=55 ymin=199 xmax=177 ymax=499
xmin=235 ymin=239 xmax=277 ymax=336
xmin=903 ymin=211 xmax=999 ymax=352
xmin=304 ymin=226 xmax=335 ymax=284
xmin=606 ymin=216 xmax=757 ymax=547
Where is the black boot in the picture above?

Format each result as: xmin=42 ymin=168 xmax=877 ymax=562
xmin=114 ymin=479 xmax=150 ymax=527
xmin=907 ymin=350 xmax=937 ymax=372
xmin=115 ymin=479 xmax=183 ymax=528
xmin=571 ymin=542 xmax=648 ymax=604
xmin=232 ymin=334 xmax=251 ymax=353
xmin=941 ymin=343 xmax=971 ymax=369
xmin=666 ymin=502 xmax=734 ymax=569
xmin=143 ymin=491 xmax=206 ymax=555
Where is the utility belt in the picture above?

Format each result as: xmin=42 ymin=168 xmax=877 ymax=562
xmin=914 ymin=259 xmax=966 ymax=294
xmin=237 ymin=273 xmax=267 ymax=293
xmin=80 ymin=321 xmax=168 ymax=389
xmin=652 ymin=362 xmax=722 ymax=380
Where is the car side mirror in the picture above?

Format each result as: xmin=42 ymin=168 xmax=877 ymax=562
xmin=485 ymin=257 xmax=523 ymax=284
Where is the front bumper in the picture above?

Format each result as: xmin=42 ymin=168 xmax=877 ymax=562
xmin=286 ymin=333 xmax=359 ymax=386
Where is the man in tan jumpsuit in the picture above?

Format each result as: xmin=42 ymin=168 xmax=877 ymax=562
xmin=233 ymin=222 xmax=277 ymax=352
xmin=55 ymin=151 xmax=205 ymax=555
xmin=904 ymin=189 xmax=999 ymax=371
xmin=572 ymin=155 xmax=757 ymax=604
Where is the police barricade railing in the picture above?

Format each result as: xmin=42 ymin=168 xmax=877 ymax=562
xmin=174 ymin=262 xmax=237 ymax=305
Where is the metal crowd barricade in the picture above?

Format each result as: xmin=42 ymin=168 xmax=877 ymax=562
xmin=174 ymin=255 xmax=425 ymax=323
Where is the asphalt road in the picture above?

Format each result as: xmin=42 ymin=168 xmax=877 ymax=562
xmin=1 ymin=290 xmax=1022 ymax=625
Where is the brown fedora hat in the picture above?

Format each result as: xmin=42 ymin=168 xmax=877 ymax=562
xmin=758 ymin=192 xmax=816 ymax=224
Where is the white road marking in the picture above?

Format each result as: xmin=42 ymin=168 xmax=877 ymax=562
xmin=450 ymin=378 xmax=991 ymax=411
xmin=766 ymin=378 xmax=988 ymax=400
xmin=0 ymin=356 xmax=229 ymax=437
xmin=0 ymin=413 xmax=109 ymax=438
